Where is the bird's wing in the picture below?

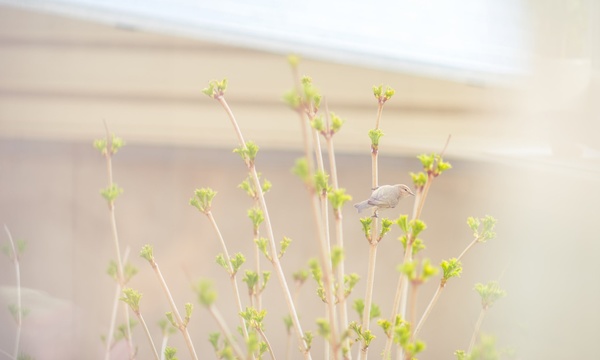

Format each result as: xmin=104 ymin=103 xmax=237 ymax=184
xmin=368 ymin=187 xmax=393 ymax=206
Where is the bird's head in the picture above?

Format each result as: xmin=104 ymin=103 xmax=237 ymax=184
xmin=395 ymin=184 xmax=415 ymax=198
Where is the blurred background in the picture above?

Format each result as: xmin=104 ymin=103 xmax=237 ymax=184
xmin=1 ymin=1 xmax=599 ymax=359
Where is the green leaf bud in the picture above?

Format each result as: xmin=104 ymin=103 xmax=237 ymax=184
xmin=475 ymin=281 xmax=506 ymax=309
xmin=331 ymin=246 xmax=344 ymax=269
xmin=195 ymin=280 xmax=217 ymax=307
xmin=292 ymin=158 xmax=310 ymax=183
xmin=140 ymin=244 xmax=154 ymax=262
xmin=101 ymin=184 xmax=123 ymax=203
xmin=311 ymin=116 xmax=325 ymax=132
xmin=316 ymin=318 xmax=331 ymax=338
xmin=441 ymin=258 xmax=462 ymax=283
xmin=368 ymin=128 xmax=384 ymax=147
xmin=328 ymin=188 xmax=352 ymax=211
xmin=230 ymin=252 xmax=246 ymax=273
xmin=279 ymin=236 xmax=292 ymax=258
xmin=360 ymin=217 xmax=372 ymax=240
xmin=330 ymin=112 xmax=345 ymax=133
xmin=190 ymin=187 xmax=217 ymax=213
xmin=410 ymin=172 xmax=428 ymax=189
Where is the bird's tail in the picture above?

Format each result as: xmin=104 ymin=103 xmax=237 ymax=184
xmin=354 ymin=200 xmax=371 ymax=213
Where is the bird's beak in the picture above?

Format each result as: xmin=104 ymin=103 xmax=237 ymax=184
xmin=408 ymin=189 xmax=415 ymax=196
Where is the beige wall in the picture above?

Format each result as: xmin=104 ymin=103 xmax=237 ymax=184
xmin=1 ymin=3 xmax=600 ymax=359
xmin=1 ymin=135 xmax=599 ymax=359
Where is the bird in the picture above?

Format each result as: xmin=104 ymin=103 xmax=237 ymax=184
xmin=354 ymin=184 xmax=415 ymax=216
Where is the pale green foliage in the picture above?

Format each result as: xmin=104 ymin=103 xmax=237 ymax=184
xmin=140 ymin=244 xmax=154 ymax=262
xmin=331 ymin=246 xmax=344 ymax=269
xmin=233 ymin=141 xmax=259 ymax=164
xmin=254 ymin=237 xmax=269 ymax=260
xmin=329 ymin=188 xmax=352 ymax=210
xmin=475 ymin=281 xmax=507 ymax=309
xmin=316 ymin=318 xmax=330 ymax=338
xmin=158 ymin=319 xmax=176 ymax=336
xmin=330 ymin=112 xmax=344 ymax=133
xmin=195 ymin=280 xmax=217 ymax=307
xmin=400 ymin=259 xmax=438 ymax=284
xmin=360 ymin=217 xmax=372 ymax=240
xmin=1 ymin=238 xmax=27 ymax=260
xmin=441 ymin=258 xmax=463 ymax=282
xmin=468 ymin=215 xmax=497 ymax=242
xmin=344 ymin=273 xmax=360 ymax=297
xmin=368 ymin=128 xmax=384 ymax=147
xmin=410 ymin=171 xmax=428 ymax=189
xmin=93 ymin=134 xmax=125 ymax=155
xmin=392 ymin=318 xmax=425 ymax=359
xmin=8 ymin=304 xmax=29 ymax=322
xmin=120 ymin=288 xmax=142 ymax=313
xmin=164 ymin=346 xmax=179 ymax=360
xmin=314 ymin=170 xmax=331 ymax=194
xmin=279 ymin=236 xmax=292 ymax=258
xmin=190 ymin=187 xmax=217 ymax=213
xmin=379 ymin=218 xmax=394 ymax=240
xmin=349 ymin=321 xmax=375 ymax=347
xmin=417 ymin=153 xmax=452 ymax=177
xmin=240 ymin=306 xmax=267 ymax=330
xmin=238 ymin=173 xmax=271 ymax=199
xmin=184 ymin=303 xmax=193 ymax=326
xmin=101 ymin=184 xmax=123 ymax=203
xmin=292 ymin=158 xmax=310 ymax=183
xmin=455 ymin=335 xmax=508 ymax=360
xmin=372 ymin=84 xmax=395 ymax=102
xmin=353 ymin=299 xmax=380 ymax=321
xmin=202 ymin=78 xmax=228 ymax=98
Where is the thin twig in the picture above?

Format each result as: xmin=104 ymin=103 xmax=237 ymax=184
xmin=414 ymin=233 xmax=480 ymax=339
xmin=358 ymin=100 xmax=385 ymax=360
xmin=3 ymin=226 xmax=21 ymax=360
xmin=100 ymin=123 xmax=134 ymax=359
xmin=149 ymin=259 xmax=198 ymax=360
xmin=0 ymin=348 xmax=15 ymax=360
xmin=257 ymin=327 xmax=277 ymax=360
xmin=324 ymin=106 xmax=351 ymax=359
xmin=209 ymin=305 xmax=246 ymax=359
xmin=216 ymin=95 xmax=312 ymax=358
xmin=413 ymin=282 xmax=443 ymax=338
xmin=385 ymin=136 xmax=451 ymax=358
xmin=468 ymin=308 xmax=487 ymax=354
xmin=205 ymin=211 xmax=251 ymax=344
xmin=133 ymin=312 xmax=161 ymax=360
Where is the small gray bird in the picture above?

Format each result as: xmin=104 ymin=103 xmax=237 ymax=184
xmin=354 ymin=184 xmax=415 ymax=215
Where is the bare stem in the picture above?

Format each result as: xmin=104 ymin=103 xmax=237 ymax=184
xmin=358 ymin=243 xmax=378 ymax=359
xmin=308 ymin=187 xmax=339 ymax=359
xmin=359 ymin=100 xmax=385 ymax=360
xmin=105 ymin=248 xmax=130 ymax=358
xmin=0 ymin=348 xmax=15 ymax=360
xmin=3 ymin=226 xmax=21 ymax=360
xmin=205 ymin=211 xmax=251 ymax=343
xmin=413 ymin=282 xmax=443 ymax=338
xmin=149 ymin=260 xmax=198 ymax=360
xmin=468 ymin=308 xmax=487 ymax=354
xmin=257 ymin=327 xmax=277 ymax=360
xmin=303 ymin=110 xmax=339 ymax=359
xmin=384 ymin=177 xmax=432 ymax=358
xmin=209 ymin=305 xmax=245 ymax=359
xmin=408 ymin=284 xmax=419 ymax=329
xmin=101 ymin=124 xmax=134 ymax=359
xmin=457 ymin=238 xmax=479 ymax=262
xmin=215 ymin=95 xmax=311 ymax=358
xmin=160 ymin=335 xmax=168 ymax=360
xmin=413 ymin=234 xmax=479 ymax=339
xmin=133 ymin=312 xmax=161 ymax=360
